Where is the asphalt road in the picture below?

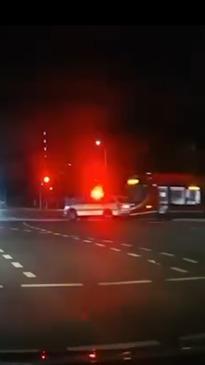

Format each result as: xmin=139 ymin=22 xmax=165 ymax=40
xmin=0 ymin=217 xmax=205 ymax=350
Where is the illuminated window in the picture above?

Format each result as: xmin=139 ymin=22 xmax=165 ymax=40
xmin=186 ymin=188 xmax=201 ymax=205
xmin=170 ymin=186 xmax=186 ymax=205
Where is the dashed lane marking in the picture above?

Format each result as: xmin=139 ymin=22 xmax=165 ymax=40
xmin=102 ymin=239 xmax=113 ymax=243
xmin=95 ymin=243 xmax=105 ymax=247
xmin=0 ymin=249 xmax=4 ymax=253
xmin=166 ymin=276 xmax=205 ymax=282
xmin=127 ymin=252 xmax=141 ymax=258
xmin=160 ymin=252 xmax=175 ymax=257
xmin=53 ymin=232 xmax=61 ymax=236
xmin=11 ymin=262 xmax=23 ymax=268
xmin=147 ymin=259 xmax=159 ymax=265
xmin=62 ymin=234 xmax=69 ymax=238
xmin=24 ymin=229 xmax=31 ymax=233
xmin=21 ymin=283 xmax=83 ymax=288
xmin=10 ymin=227 xmax=19 ymax=231
xmin=121 ymin=243 xmax=132 ymax=247
xmin=73 ymin=237 xmax=80 ymax=240
xmin=0 ymin=285 xmax=3 ymax=288
xmin=140 ymin=247 xmax=152 ymax=252
xmin=110 ymin=247 xmax=121 ymax=252
xmin=2 ymin=254 xmax=12 ymax=260
xmin=83 ymin=239 xmax=92 ymax=243
xmin=23 ymin=272 xmax=36 ymax=278
xmin=182 ymin=257 xmax=198 ymax=264
xmin=98 ymin=280 xmax=152 ymax=286
xmin=170 ymin=267 xmax=188 ymax=273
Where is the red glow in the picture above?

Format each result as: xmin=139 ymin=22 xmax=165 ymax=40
xmin=49 ymin=186 xmax=53 ymax=191
xmin=90 ymin=185 xmax=104 ymax=200
xmin=43 ymin=176 xmax=50 ymax=184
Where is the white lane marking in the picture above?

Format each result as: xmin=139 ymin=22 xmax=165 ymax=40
xmin=147 ymin=259 xmax=159 ymax=265
xmin=67 ymin=340 xmax=160 ymax=351
xmin=170 ymin=267 xmax=188 ymax=273
xmin=10 ymin=227 xmax=19 ymax=231
xmin=24 ymin=229 xmax=31 ymax=232
xmin=62 ymin=234 xmax=69 ymax=238
xmin=0 ymin=249 xmax=4 ymax=253
xmin=73 ymin=237 xmax=80 ymax=240
xmin=110 ymin=247 xmax=121 ymax=252
xmin=140 ymin=247 xmax=152 ymax=252
xmin=160 ymin=252 xmax=175 ymax=257
xmin=11 ymin=262 xmax=23 ymax=268
xmin=173 ymin=218 xmax=205 ymax=222
xmin=53 ymin=232 xmax=61 ymax=236
xmin=182 ymin=257 xmax=198 ymax=264
xmin=166 ymin=276 xmax=205 ymax=282
xmin=98 ymin=280 xmax=152 ymax=286
xmin=21 ymin=283 xmax=83 ymax=288
xmin=2 ymin=254 xmax=12 ymax=260
xmin=95 ymin=243 xmax=105 ymax=247
xmin=23 ymin=272 xmax=36 ymax=278
xmin=127 ymin=252 xmax=141 ymax=258
xmin=102 ymin=239 xmax=113 ymax=243
xmin=0 ymin=285 xmax=3 ymax=288
xmin=83 ymin=239 xmax=92 ymax=243
xmin=121 ymin=243 xmax=132 ymax=247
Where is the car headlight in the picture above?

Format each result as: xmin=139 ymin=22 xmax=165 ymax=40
xmin=122 ymin=204 xmax=131 ymax=209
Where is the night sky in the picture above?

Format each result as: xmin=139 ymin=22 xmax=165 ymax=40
xmin=0 ymin=26 xmax=205 ymax=202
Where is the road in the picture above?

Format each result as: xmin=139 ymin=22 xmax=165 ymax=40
xmin=0 ymin=217 xmax=205 ymax=350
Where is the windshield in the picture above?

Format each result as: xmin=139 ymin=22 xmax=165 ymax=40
xmin=0 ymin=25 xmax=205 ymax=358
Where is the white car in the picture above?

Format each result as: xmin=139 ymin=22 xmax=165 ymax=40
xmin=63 ymin=196 xmax=135 ymax=220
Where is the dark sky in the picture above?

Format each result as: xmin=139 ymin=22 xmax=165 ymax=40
xmin=1 ymin=25 xmax=205 ymax=198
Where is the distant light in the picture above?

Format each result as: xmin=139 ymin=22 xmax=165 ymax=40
xmin=67 ymin=163 xmax=72 ymax=167
xmin=95 ymin=140 xmax=101 ymax=146
xmin=90 ymin=185 xmax=104 ymax=200
xmin=43 ymin=176 xmax=50 ymax=184
xmin=43 ymin=131 xmax=47 ymax=136
xmin=146 ymin=172 xmax=152 ymax=175
xmin=43 ymin=139 xmax=47 ymax=144
xmin=152 ymin=183 xmax=157 ymax=187
xmin=44 ymin=146 xmax=47 ymax=151
xmin=127 ymin=178 xmax=139 ymax=186
xmin=188 ymin=185 xmax=200 ymax=191
xmin=49 ymin=186 xmax=53 ymax=191
xmin=40 ymin=351 xmax=48 ymax=360
xmin=88 ymin=352 xmax=96 ymax=360
xmin=146 ymin=204 xmax=152 ymax=209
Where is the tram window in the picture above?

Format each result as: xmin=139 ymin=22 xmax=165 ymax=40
xmin=186 ymin=189 xmax=201 ymax=205
xmin=170 ymin=186 xmax=186 ymax=205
